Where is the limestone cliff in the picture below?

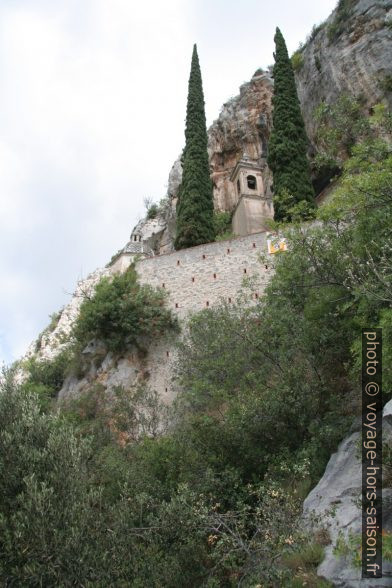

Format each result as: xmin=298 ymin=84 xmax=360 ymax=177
xmin=295 ymin=0 xmax=392 ymax=149
xmin=208 ymin=70 xmax=273 ymax=212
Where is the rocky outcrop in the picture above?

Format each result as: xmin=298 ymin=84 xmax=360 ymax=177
xmin=208 ymin=70 xmax=273 ymax=211
xmin=295 ymin=0 xmax=392 ymax=149
xmin=25 ymin=267 xmax=111 ymax=362
xmin=303 ymin=399 xmax=392 ymax=587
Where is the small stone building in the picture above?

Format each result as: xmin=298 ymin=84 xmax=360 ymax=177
xmin=231 ymin=155 xmax=274 ymax=236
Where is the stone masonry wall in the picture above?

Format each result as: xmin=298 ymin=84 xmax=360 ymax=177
xmin=42 ymin=231 xmax=273 ymax=405
xmin=135 ymin=231 xmax=271 ymax=318
xmin=134 ymin=231 xmax=272 ymax=402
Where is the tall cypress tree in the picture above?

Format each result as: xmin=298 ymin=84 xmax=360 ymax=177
xmin=267 ymin=28 xmax=315 ymax=221
xmin=175 ymin=44 xmax=215 ymax=250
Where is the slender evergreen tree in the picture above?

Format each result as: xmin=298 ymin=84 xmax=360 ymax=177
xmin=175 ymin=44 xmax=215 ymax=250
xmin=267 ymin=28 xmax=315 ymax=221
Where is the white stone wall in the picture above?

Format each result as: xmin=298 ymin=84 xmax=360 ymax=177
xmin=135 ymin=231 xmax=272 ymax=320
xmin=134 ymin=231 xmax=273 ymax=401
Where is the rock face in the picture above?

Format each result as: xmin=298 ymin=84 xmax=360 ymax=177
xmin=295 ymin=0 xmax=392 ymax=149
xmin=208 ymin=70 xmax=274 ymax=212
xmin=26 ymin=267 xmax=111 ymax=362
xmin=303 ymin=400 xmax=392 ymax=587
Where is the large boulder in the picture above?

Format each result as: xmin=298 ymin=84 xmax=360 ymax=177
xmin=303 ymin=399 xmax=392 ymax=587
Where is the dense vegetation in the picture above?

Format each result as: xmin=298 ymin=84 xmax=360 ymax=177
xmin=175 ymin=45 xmax=215 ymax=250
xmin=72 ymin=265 xmax=177 ymax=353
xmin=2 ymin=107 xmax=392 ymax=585
xmin=267 ymin=28 xmax=315 ymax=221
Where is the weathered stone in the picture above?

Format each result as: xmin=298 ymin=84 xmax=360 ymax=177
xmin=208 ymin=70 xmax=273 ymax=212
xmin=167 ymin=157 xmax=183 ymax=199
xmin=295 ymin=0 xmax=392 ymax=150
xmin=303 ymin=399 xmax=392 ymax=587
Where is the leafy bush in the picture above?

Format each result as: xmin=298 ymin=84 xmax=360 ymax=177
xmin=291 ymin=50 xmax=304 ymax=72
xmin=21 ymin=348 xmax=72 ymax=407
xmin=213 ymin=210 xmax=233 ymax=240
xmin=379 ymin=75 xmax=392 ymax=93
xmin=72 ymin=265 xmax=178 ymax=353
xmin=314 ymin=95 xmax=371 ymax=169
xmin=146 ymin=203 xmax=159 ymax=219
xmin=0 ymin=371 xmax=107 ymax=585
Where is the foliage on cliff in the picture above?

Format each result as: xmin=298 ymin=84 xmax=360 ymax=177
xmin=19 ymin=266 xmax=177 ymax=404
xmin=267 ymin=28 xmax=315 ymax=221
xmin=21 ymin=349 xmax=72 ymax=407
xmin=314 ymin=94 xmax=371 ymax=170
xmin=327 ymin=0 xmax=357 ymax=43
xmin=72 ymin=265 xmax=177 ymax=353
xmin=175 ymin=45 xmax=215 ymax=250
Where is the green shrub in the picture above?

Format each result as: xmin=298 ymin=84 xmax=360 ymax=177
xmin=146 ymin=203 xmax=158 ymax=219
xmin=72 ymin=265 xmax=178 ymax=353
xmin=284 ymin=541 xmax=325 ymax=571
xmin=327 ymin=0 xmax=356 ymax=43
xmin=291 ymin=50 xmax=304 ymax=72
xmin=314 ymin=94 xmax=371 ymax=169
xmin=379 ymin=75 xmax=392 ymax=93
xmin=213 ymin=210 xmax=233 ymax=240
xmin=0 ymin=372 xmax=107 ymax=585
xmin=22 ymin=348 xmax=72 ymax=403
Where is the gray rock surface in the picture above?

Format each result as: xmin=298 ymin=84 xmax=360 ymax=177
xmin=167 ymin=157 xmax=183 ymax=199
xmin=24 ymin=266 xmax=110 ymax=363
xmin=296 ymin=0 xmax=392 ymax=149
xmin=303 ymin=399 xmax=392 ymax=587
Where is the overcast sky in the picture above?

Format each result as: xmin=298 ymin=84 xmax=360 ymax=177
xmin=0 ymin=0 xmax=338 ymax=365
